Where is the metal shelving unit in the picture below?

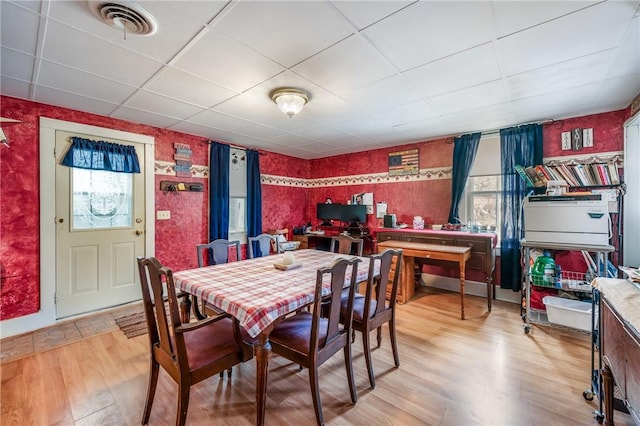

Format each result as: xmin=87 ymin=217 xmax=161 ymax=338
xmin=520 ymin=240 xmax=614 ymax=422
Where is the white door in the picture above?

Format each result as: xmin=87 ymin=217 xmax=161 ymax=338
xmin=55 ymin=130 xmax=145 ymax=318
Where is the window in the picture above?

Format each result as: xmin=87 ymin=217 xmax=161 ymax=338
xmin=229 ymin=148 xmax=247 ymax=242
xmin=460 ymin=135 xmax=502 ymax=242
xmin=71 ymin=168 xmax=133 ymax=230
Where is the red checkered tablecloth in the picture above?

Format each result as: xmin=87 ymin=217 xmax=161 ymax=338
xmin=173 ymin=249 xmax=377 ymax=338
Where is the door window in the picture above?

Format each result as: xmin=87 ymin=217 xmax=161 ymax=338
xmin=71 ymin=168 xmax=133 ymax=230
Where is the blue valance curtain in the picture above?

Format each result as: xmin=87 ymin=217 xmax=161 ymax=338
xmin=61 ymin=137 xmax=140 ymax=173
xmin=209 ymin=142 xmax=230 ymax=242
xmin=500 ymin=124 xmax=543 ymax=291
xmin=246 ymin=149 xmax=263 ymax=256
xmin=448 ymin=132 xmax=481 ymax=224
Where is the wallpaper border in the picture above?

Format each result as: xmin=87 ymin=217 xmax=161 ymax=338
xmin=155 ymin=161 xmax=452 ymax=188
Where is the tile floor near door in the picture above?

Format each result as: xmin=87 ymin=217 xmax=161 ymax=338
xmin=0 ymin=302 xmax=143 ymax=364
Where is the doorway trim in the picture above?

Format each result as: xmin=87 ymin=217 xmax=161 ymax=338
xmin=0 ymin=118 xmax=155 ymax=337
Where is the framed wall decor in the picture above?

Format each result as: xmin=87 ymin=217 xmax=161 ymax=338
xmin=388 ymin=148 xmax=419 ymax=176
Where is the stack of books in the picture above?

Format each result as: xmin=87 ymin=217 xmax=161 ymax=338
xmin=516 ymin=163 xmax=620 ymax=188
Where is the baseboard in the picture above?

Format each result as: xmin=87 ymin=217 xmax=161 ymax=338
xmin=420 ymin=273 xmax=520 ymax=304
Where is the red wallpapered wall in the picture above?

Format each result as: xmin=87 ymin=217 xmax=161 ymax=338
xmin=0 ymin=94 xmax=629 ymax=321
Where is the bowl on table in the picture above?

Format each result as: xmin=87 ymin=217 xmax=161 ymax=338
xmin=431 ymin=224 xmax=443 ymax=231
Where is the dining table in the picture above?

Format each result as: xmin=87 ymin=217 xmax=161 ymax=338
xmin=172 ymin=248 xmax=379 ymax=426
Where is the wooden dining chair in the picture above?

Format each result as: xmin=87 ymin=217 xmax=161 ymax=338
xmin=247 ymin=233 xmax=279 ymax=258
xmin=269 ymin=257 xmax=361 ymax=426
xmin=196 ymin=239 xmax=241 ymax=266
xmin=136 ymin=257 xmax=253 ymax=426
xmin=191 ymin=239 xmax=241 ymax=320
xmin=330 ymin=235 xmax=363 ymax=256
xmin=269 ymin=228 xmax=289 ymax=253
xmin=341 ymin=248 xmax=403 ymax=388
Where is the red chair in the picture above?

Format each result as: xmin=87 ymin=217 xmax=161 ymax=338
xmin=136 ymin=257 xmax=253 ymax=426
xmin=269 ymin=257 xmax=361 ymax=425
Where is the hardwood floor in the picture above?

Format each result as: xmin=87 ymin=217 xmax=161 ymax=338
xmin=1 ymin=287 xmax=634 ymax=425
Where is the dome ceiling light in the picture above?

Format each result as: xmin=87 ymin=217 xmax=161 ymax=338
xmin=271 ymin=89 xmax=309 ymax=118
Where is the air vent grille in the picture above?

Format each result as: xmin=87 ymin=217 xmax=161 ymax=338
xmin=88 ymin=1 xmax=157 ymax=36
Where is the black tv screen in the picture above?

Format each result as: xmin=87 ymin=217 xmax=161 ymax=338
xmin=317 ymin=203 xmax=343 ymax=221
xmin=341 ymin=204 xmax=366 ymax=223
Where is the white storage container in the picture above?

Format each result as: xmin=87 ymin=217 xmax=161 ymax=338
xmin=542 ymin=296 xmax=594 ymax=331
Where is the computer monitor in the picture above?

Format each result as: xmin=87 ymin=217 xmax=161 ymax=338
xmin=317 ymin=203 xmax=342 ymax=225
xmin=341 ymin=204 xmax=366 ymax=226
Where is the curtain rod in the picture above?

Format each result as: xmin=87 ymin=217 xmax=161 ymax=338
xmin=203 ymin=140 xmax=267 ymax=156
xmin=445 ymin=118 xmax=561 ymax=143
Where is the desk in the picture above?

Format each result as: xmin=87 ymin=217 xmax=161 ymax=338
xmin=377 ymin=240 xmax=471 ymax=319
xmin=592 ymin=278 xmax=640 ymax=425
xmin=292 ymin=233 xmax=374 ymax=254
xmin=376 ymin=229 xmax=496 ymax=308
xmin=173 ymin=249 xmax=377 ymax=426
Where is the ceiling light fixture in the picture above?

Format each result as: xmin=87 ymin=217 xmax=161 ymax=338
xmin=271 ymin=88 xmax=309 ymax=118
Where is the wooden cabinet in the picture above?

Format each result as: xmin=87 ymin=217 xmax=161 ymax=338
xmin=600 ymin=284 xmax=640 ymax=425
xmin=291 ymin=234 xmax=309 ymax=249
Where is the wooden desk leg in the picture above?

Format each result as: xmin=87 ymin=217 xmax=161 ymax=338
xmin=256 ymin=333 xmax=271 ymax=426
xmin=601 ymin=364 xmax=614 ymax=426
xmin=400 ymin=256 xmax=415 ymax=305
xmin=459 ymin=258 xmax=466 ymax=320
xmin=486 ymin=275 xmax=493 ymax=312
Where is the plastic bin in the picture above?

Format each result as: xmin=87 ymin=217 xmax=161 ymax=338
xmin=543 ymin=296 xmax=594 ymax=331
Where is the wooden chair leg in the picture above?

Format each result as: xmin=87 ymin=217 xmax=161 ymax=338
xmin=376 ymin=326 xmax=382 ymax=348
xmin=389 ymin=318 xmax=399 ymax=367
xmin=309 ymin=365 xmax=324 ymax=426
xmin=176 ymin=380 xmax=190 ymax=426
xmin=142 ymin=360 xmax=160 ymax=425
xmin=344 ymin=343 xmax=358 ymax=403
xmin=362 ymin=329 xmax=376 ymax=388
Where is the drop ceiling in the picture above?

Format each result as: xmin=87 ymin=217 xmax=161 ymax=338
xmin=1 ymin=0 xmax=639 ymax=159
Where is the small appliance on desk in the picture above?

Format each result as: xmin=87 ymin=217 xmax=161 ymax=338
xmin=383 ymin=214 xmax=396 ymax=228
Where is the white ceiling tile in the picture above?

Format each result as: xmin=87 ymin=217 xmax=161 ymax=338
xmin=47 ymin=1 xmax=228 ymax=63
xmin=594 ymin=75 xmax=640 ymax=111
xmin=145 ymin=67 xmax=238 ymax=108
xmin=377 ymin=99 xmax=441 ymax=127
xmin=37 ymin=60 xmax=138 ymax=104
xmin=33 ymin=85 xmax=119 ymax=116
xmin=292 ymin=35 xmax=397 ymax=96
xmin=496 ymin=1 xmax=636 ymax=76
xmin=330 ymin=1 xmax=413 ymax=30
xmin=607 ymin=16 xmax=640 ymax=80
xmin=0 ymin=2 xmax=40 ymax=55
xmin=505 ymin=49 xmax=618 ymax=100
xmin=231 ymin=122 xmax=290 ymax=141
xmin=511 ymin=84 xmax=603 ymax=122
xmin=111 ymin=105 xmax=181 ymax=129
xmin=1 ymin=75 xmax=31 ymax=99
xmin=430 ymin=80 xmax=509 ymax=115
xmin=346 ymin=74 xmax=422 ymax=115
xmin=125 ymin=91 xmax=203 ymax=119
xmin=214 ymin=1 xmax=353 ymax=68
xmin=490 ymin=1 xmax=599 ymax=37
xmin=363 ymin=1 xmax=494 ymax=71
xmin=1 ymin=48 xmax=35 ymax=81
xmin=41 ymin=21 xmax=163 ymax=86
xmin=188 ymin=109 xmax=258 ymax=133
xmin=168 ymin=120 xmax=230 ymax=141
xmin=403 ymin=43 xmax=502 ymax=98
xmin=173 ymin=29 xmax=284 ymax=92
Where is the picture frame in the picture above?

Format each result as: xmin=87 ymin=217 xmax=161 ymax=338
xmin=388 ymin=148 xmax=419 ymax=176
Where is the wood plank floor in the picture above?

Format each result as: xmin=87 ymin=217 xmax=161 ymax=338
xmin=1 ymin=287 xmax=634 ymax=425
